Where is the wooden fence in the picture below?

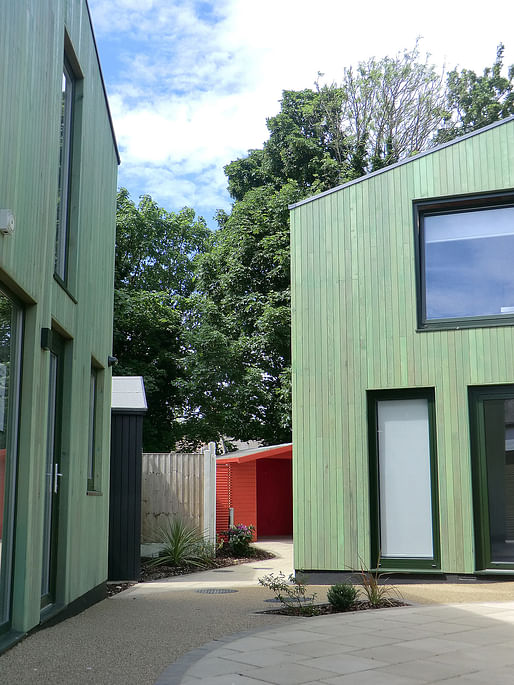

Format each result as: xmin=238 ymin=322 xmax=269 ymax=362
xmin=141 ymin=443 xmax=216 ymax=543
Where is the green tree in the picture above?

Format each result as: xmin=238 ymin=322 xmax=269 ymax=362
xmin=179 ymin=183 xmax=301 ymax=447
xmin=189 ymin=45 xmax=447 ymax=445
xmin=339 ymin=42 xmax=446 ymax=170
xmin=113 ymin=189 xmax=210 ymax=451
xmin=436 ymin=43 xmax=514 ymax=143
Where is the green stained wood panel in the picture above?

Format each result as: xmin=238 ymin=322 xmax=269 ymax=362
xmin=291 ymin=119 xmax=514 ymax=574
xmin=0 ymin=0 xmax=117 ymax=634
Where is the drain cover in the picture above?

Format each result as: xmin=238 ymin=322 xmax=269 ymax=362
xmin=195 ymin=588 xmax=238 ymax=594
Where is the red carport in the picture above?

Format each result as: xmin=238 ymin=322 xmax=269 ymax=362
xmin=216 ymin=443 xmax=292 ymax=541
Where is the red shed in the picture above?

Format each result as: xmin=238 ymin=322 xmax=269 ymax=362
xmin=216 ymin=443 xmax=292 ymax=540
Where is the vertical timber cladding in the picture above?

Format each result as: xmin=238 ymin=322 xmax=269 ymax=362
xmin=109 ymin=414 xmax=143 ymax=581
xmin=230 ymin=462 xmax=257 ymax=539
xmin=215 ymin=463 xmax=231 ymax=536
xmin=291 ymin=119 xmax=514 ymax=574
xmin=0 ymin=0 xmax=118 ymax=637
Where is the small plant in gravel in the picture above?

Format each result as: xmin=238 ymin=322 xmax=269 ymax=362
xmin=219 ymin=524 xmax=255 ymax=557
xmin=149 ymin=517 xmax=215 ymax=569
xmin=354 ymin=557 xmax=402 ymax=607
xmin=327 ymin=582 xmax=358 ymax=611
xmin=258 ymin=571 xmax=318 ymax=616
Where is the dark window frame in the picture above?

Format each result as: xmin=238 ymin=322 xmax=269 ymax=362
xmin=87 ymin=363 xmax=104 ymax=494
xmin=414 ymin=190 xmax=514 ymax=331
xmin=0 ymin=286 xmax=23 ymax=635
xmin=469 ymin=384 xmax=514 ymax=573
xmin=54 ymin=34 xmax=83 ymax=296
xmin=368 ymin=387 xmax=441 ymax=572
xmin=54 ymin=59 xmax=74 ymax=282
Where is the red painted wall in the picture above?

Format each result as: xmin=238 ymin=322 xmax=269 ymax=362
xmin=256 ymin=459 xmax=293 ymax=537
xmin=215 ymin=451 xmax=293 ymax=540
xmin=231 ymin=461 xmax=257 ymax=539
xmin=215 ymin=463 xmax=231 ymax=537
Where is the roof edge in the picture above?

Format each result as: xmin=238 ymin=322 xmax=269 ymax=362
xmin=289 ymin=116 xmax=514 ymax=210
xmin=217 ymin=443 xmax=292 ymax=464
xmin=85 ymin=0 xmax=121 ymax=165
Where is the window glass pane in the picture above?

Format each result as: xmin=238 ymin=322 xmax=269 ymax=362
xmin=0 ymin=291 xmax=21 ymax=626
xmin=41 ymin=354 xmax=58 ymax=598
xmin=483 ymin=398 xmax=514 ymax=563
xmin=55 ymin=64 xmax=74 ymax=280
xmin=378 ymin=398 xmax=433 ymax=558
xmin=424 ymin=206 xmax=514 ymax=320
xmin=88 ymin=369 xmax=97 ymax=488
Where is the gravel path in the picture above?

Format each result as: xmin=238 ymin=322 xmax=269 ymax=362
xmin=0 ymin=587 xmax=292 ymax=685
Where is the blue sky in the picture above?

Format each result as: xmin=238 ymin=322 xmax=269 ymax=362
xmin=88 ymin=0 xmax=514 ymax=228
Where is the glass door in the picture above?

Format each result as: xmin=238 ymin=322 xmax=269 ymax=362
xmin=41 ymin=333 xmax=64 ymax=609
xmin=470 ymin=386 xmax=514 ymax=570
xmin=369 ymin=389 xmax=440 ymax=570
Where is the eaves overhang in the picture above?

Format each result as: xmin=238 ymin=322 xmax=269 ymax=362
xmin=216 ymin=442 xmax=292 ymax=465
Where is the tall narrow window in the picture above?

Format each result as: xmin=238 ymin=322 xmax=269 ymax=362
xmin=55 ymin=61 xmax=74 ymax=282
xmin=87 ymin=368 xmax=97 ymax=491
xmin=369 ymin=389 xmax=440 ymax=570
xmin=87 ymin=366 xmax=104 ymax=493
xmin=0 ymin=289 xmax=22 ymax=631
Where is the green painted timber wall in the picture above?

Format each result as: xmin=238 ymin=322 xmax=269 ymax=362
xmin=0 ymin=1 xmax=117 ymax=633
xmin=291 ymin=119 xmax=514 ymax=575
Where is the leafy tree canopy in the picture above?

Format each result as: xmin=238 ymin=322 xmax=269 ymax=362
xmin=113 ymin=44 xmax=512 ymax=451
xmin=115 ymin=187 xmax=210 ymax=294
xmin=113 ymin=189 xmax=210 ymax=451
xmin=436 ymin=43 xmax=514 ymax=143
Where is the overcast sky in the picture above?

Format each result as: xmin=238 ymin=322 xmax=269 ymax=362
xmin=88 ymin=0 xmax=514 ymax=227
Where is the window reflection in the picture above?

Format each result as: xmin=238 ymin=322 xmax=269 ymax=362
xmin=0 ymin=290 xmax=18 ymax=626
xmin=424 ymin=206 xmax=514 ymax=321
xmin=55 ymin=63 xmax=74 ymax=281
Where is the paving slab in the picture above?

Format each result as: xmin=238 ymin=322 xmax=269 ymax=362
xmin=157 ymin=601 xmax=514 ymax=684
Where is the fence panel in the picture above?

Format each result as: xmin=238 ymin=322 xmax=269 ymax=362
xmin=141 ymin=444 xmax=216 ymax=543
xmin=141 ymin=452 xmax=204 ymax=542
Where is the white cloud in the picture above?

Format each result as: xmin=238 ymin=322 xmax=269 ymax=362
xmin=88 ymin=0 xmax=514 ymax=223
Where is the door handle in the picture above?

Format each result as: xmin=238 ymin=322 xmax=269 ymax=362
xmin=54 ymin=463 xmax=63 ymax=493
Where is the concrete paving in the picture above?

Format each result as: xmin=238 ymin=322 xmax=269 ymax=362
xmin=2 ymin=540 xmax=514 ymax=684
xmin=157 ymin=601 xmax=514 ymax=684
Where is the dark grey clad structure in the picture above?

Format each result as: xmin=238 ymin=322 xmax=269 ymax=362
xmin=109 ymin=377 xmax=147 ymax=581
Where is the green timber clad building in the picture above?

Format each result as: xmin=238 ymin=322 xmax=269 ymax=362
xmin=0 ymin=0 xmax=118 ymax=648
xmin=290 ymin=117 xmax=514 ymax=577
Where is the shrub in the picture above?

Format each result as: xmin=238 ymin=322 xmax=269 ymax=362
xmin=258 ymin=571 xmax=318 ymax=616
xmin=327 ymin=582 xmax=358 ymax=611
xmin=149 ymin=517 xmax=215 ymax=568
xmin=353 ymin=557 xmax=402 ymax=607
xmin=220 ymin=524 xmax=255 ymax=556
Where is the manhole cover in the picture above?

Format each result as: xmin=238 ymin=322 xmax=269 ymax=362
xmin=195 ymin=588 xmax=238 ymax=594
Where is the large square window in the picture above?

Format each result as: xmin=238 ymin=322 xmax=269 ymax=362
xmin=416 ymin=192 xmax=514 ymax=328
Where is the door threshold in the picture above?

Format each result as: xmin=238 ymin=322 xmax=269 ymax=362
xmin=40 ymin=602 xmax=64 ymax=625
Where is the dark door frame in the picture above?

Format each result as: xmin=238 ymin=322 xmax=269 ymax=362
xmin=469 ymin=384 xmax=514 ymax=572
xmin=40 ymin=332 xmax=65 ymax=611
